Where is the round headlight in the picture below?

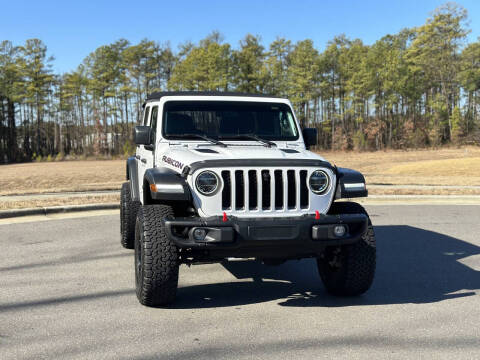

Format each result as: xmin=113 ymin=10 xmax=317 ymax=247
xmin=309 ymin=170 xmax=329 ymax=194
xmin=195 ymin=171 xmax=219 ymax=195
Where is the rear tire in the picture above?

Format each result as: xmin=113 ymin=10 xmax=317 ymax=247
xmin=120 ymin=182 xmax=140 ymax=249
xmin=317 ymin=202 xmax=376 ymax=296
xmin=135 ymin=204 xmax=179 ymax=306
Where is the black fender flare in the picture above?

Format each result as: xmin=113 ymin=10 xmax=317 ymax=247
xmin=335 ymin=167 xmax=368 ymax=199
xmin=144 ymin=167 xmax=191 ymax=201
xmin=126 ymin=156 xmax=141 ymax=202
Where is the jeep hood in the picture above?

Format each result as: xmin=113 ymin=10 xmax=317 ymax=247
xmin=159 ymin=145 xmax=328 ymax=173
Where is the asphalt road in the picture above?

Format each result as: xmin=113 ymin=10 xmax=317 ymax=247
xmin=1 ymin=205 xmax=479 ymax=359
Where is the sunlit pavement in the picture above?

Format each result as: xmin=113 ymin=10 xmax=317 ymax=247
xmin=1 ymin=205 xmax=479 ymax=359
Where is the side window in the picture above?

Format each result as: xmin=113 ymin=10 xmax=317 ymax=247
xmin=150 ymin=106 xmax=159 ymax=143
xmin=143 ymin=106 xmax=150 ymax=126
xmin=150 ymin=106 xmax=158 ymax=131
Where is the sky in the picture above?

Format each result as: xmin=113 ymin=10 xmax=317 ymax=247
xmin=2 ymin=0 xmax=479 ymax=74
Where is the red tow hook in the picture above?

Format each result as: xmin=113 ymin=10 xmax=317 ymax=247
xmin=315 ymin=210 xmax=320 ymax=220
xmin=222 ymin=212 xmax=228 ymax=222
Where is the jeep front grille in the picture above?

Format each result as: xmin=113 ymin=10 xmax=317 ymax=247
xmin=221 ymin=169 xmax=309 ymax=211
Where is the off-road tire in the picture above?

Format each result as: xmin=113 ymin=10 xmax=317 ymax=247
xmin=120 ymin=182 xmax=140 ymax=249
xmin=317 ymin=201 xmax=376 ymax=296
xmin=135 ymin=204 xmax=179 ymax=306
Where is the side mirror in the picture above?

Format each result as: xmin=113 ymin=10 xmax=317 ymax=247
xmin=134 ymin=126 xmax=152 ymax=145
xmin=302 ymin=128 xmax=317 ymax=149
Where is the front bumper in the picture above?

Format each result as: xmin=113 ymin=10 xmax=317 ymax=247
xmin=164 ymin=213 xmax=368 ymax=259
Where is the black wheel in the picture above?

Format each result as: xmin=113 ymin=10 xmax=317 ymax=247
xmin=317 ymin=201 xmax=376 ymax=296
xmin=135 ymin=204 xmax=179 ymax=306
xmin=120 ymin=182 xmax=140 ymax=249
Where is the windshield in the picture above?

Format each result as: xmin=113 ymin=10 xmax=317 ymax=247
xmin=162 ymin=101 xmax=299 ymax=141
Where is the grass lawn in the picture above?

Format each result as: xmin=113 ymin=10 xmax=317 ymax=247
xmin=0 ymin=147 xmax=479 ymax=209
xmin=0 ymin=160 xmax=125 ymax=196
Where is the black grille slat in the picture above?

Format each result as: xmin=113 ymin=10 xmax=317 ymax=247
xmin=221 ymin=171 xmax=231 ymax=209
xmin=300 ymin=170 xmax=309 ymax=209
xmin=274 ymin=170 xmax=283 ymax=209
xmin=235 ymin=170 xmax=245 ymax=210
xmin=261 ymin=170 xmax=271 ymax=210
xmin=287 ymin=170 xmax=296 ymax=209
xmin=248 ymin=170 xmax=258 ymax=210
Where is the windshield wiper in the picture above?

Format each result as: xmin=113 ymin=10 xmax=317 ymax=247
xmin=221 ymin=134 xmax=276 ymax=148
xmin=172 ymin=134 xmax=227 ymax=147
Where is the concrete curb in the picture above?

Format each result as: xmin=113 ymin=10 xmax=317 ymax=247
xmin=367 ymin=194 xmax=480 ymax=199
xmin=0 ymin=203 xmax=119 ymax=219
xmin=356 ymin=195 xmax=480 ymax=205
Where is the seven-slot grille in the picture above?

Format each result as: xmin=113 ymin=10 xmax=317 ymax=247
xmin=220 ymin=169 xmax=310 ymax=211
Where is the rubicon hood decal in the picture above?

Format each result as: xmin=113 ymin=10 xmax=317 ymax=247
xmin=162 ymin=155 xmax=184 ymax=170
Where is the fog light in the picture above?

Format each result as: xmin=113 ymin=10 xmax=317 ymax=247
xmin=192 ymin=228 xmax=207 ymax=241
xmin=333 ymin=225 xmax=346 ymax=237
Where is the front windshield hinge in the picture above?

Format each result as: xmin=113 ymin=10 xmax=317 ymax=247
xmin=181 ymin=166 xmax=190 ymax=178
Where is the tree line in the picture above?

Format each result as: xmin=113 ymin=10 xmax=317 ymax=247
xmin=1 ymin=2 xmax=479 ymax=163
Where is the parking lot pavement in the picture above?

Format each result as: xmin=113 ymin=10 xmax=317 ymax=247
xmin=1 ymin=205 xmax=479 ymax=359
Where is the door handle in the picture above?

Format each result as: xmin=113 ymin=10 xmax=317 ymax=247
xmin=135 ymin=155 xmax=140 ymax=160
xmin=141 ymin=158 xmax=147 ymax=164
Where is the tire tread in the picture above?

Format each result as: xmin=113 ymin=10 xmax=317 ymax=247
xmin=135 ymin=205 xmax=179 ymax=306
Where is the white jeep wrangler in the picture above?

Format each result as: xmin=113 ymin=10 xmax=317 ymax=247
xmin=121 ymin=91 xmax=375 ymax=307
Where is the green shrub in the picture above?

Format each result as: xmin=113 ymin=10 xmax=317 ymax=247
xmin=55 ymin=152 xmax=65 ymax=161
